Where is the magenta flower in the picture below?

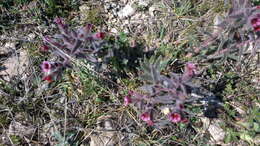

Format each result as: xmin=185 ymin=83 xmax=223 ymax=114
xmin=169 ymin=113 xmax=181 ymax=123
xmin=124 ymin=96 xmax=132 ymax=106
xmin=140 ymin=112 xmax=154 ymax=126
xmin=251 ymin=15 xmax=260 ymax=32
xmin=41 ymin=61 xmax=52 ymax=73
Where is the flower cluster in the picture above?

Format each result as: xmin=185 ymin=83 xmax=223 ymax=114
xmin=41 ymin=61 xmax=63 ymax=82
xmin=124 ymin=60 xmax=197 ymax=126
xmin=40 ymin=18 xmax=106 ymax=82
xmin=250 ymin=14 xmax=260 ymax=32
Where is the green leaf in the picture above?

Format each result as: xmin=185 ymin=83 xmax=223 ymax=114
xmin=240 ymin=132 xmax=253 ymax=144
xmin=253 ymin=122 xmax=260 ymax=132
xmin=224 ymin=132 xmax=232 ymax=143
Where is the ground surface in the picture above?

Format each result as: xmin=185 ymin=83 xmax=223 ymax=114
xmin=0 ymin=0 xmax=259 ymax=145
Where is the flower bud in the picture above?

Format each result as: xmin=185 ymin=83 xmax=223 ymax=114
xmin=43 ymin=75 xmax=53 ymax=82
xmin=124 ymin=96 xmax=132 ymax=106
xmin=40 ymin=45 xmax=50 ymax=52
xmin=93 ymin=32 xmax=106 ymax=40
xmin=41 ymin=61 xmax=52 ymax=73
xmin=169 ymin=113 xmax=181 ymax=123
xmin=140 ymin=112 xmax=154 ymax=126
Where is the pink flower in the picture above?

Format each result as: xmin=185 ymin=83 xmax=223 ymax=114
xmin=124 ymin=96 xmax=132 ymax=106
xmin=169 ymin=113 xmax=181 ymax=123
xmin=140 ymin=112 xmax=154 ymax=126
xmin=41 ymin=61 xmax=52 ymax=73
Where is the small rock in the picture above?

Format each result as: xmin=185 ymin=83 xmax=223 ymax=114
xmin=79 ymin=4 xmax=90 ymax=12
xmin=0 ymin=49 xmax=29 ymax=81
xmin=161 ymin=107 xmax=170 ymax=115
xmin=149 ymin=3 xmax=161 ymax=17
xmin=8 ymin=121 xmax=35 ymax=137
xmin=138 ymin=0 xmax=151 ymax=7
xmin=90 ymin=115 xmax=120 ymax=146
xmin=118 ymin=4 xmax=136 ymax=18
xmin=201 ymin=118 xmax=225 ymax=144
xmin=110 ymin=28 xmax=118 ymax=34
xmin=4 ymin=42 xmax=15 ymax=50
xmin=28 ymin=33 xmax=36 ymax=41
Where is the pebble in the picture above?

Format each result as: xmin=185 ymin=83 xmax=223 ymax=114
xmin=118 ymin=4 xmax=136 ymax=18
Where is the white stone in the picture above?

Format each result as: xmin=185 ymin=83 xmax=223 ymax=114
xmin=149 ymin=3 xmax=160 ymax=17
xmin=110 ymin=28 xmax=118 ymax=34
xmin=138 ymin=0 xmax=151 ymax=7
xmin=118 ymin=4 xmax=136 ymax=18
xmin=161 ymin=107 xmax=170 ymax=115
xmin=201 ymin=118 xmax=225 ymax=144
xmin=28 ymin=33 xmax=36 ymax=41
xmin=0 ymin=49 xmax=29 ymax=81
xmin=4 ymin=42 xmax=15 ymax=49
xmin=90 ymin=115 xmax=119 ymax=146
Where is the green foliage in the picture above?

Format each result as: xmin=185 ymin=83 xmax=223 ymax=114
xmin=53 ymin=131 xmax=79 ymax=146
xmin=139 ymin=56 xmax=163 ymax=83
xmin=84 ymin=7 xmax=104 ymax=25
xmin=0 ymin=0 xmax=32 ymax=8
xmin=173 ymin=0 xmax=192 ymax=16
xmin=252 ymin=0 xmax=260 ymax=5
xmin=224 ymin=103 xmax=260 ymax=145
xmin=0 ymin=114 xmax=9 ymax=125
xmin=9 ymin=135 xmax=22 ymax=145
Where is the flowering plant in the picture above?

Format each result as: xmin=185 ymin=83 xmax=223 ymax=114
xmin=40 ymin=18 xmax=106 ymax=82
xmin=194 ymin=0 xmax=260 ymax=65
xmin=124 ymin=57 xmax=197 ymax=126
